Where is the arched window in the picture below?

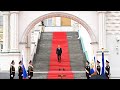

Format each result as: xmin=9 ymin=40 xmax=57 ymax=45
xmin=61 ymin=17 xmax=71 ymax=26
xmin=0 ymin=16 xmax=3 ymax=26
xmin=1 ymin=44 xmax=3 ymax=49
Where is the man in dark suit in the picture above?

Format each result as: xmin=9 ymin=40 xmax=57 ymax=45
xmin=56 ymin=45 xmax=62 ymax=62
xmin=105 ymin=60 xmax=110 ymax=79
xmin=41 ymin=21 xmax=45 ymax=32
xmin=10 ymin=60 xmax=15 ymax=79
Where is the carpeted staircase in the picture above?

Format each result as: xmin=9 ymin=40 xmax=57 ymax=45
xmin=32 ymin=32 xmax=86 ymax=79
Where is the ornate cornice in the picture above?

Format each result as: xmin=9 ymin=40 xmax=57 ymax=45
xmin=10 ymin=11 xmax=19 ymax=14
xmin=2 ymin=11 xmax=10 ymax=15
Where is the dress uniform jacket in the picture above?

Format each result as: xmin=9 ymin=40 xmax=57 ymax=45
xmin=18 ymin=65 xmax=23 ymax=79
xmin=85 ymin=65 xmax=90 ymax=79
xmin=10 ymin=64 xmax=15 ymax=79
xmin=28 ymin=65 xmax=33 ymax=79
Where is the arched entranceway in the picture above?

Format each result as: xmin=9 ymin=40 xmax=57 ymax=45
xmin=19 ymin=12 xmax=99 ymax=79
xmin=20 ymin=12 xmax=97 ymax=43
xmin=20 ymin=12 xmax=98 ymax=70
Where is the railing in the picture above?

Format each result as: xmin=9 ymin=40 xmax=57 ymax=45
xmin=78 ymin=32 xmax=89 ymax=61
xmin=31 ymin=30 xmax=42 ymax=61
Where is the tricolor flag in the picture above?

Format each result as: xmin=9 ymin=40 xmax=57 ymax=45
xmin=90 ymin=58 xmax=96 ymax=74
xmin=90 ymin=49 xmax=96 ymax=74
xmin=21 ymin=50 xmax=27 ymax=79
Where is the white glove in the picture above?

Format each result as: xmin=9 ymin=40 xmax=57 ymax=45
xmin=11 ymin=75 xmax=13 ymax=77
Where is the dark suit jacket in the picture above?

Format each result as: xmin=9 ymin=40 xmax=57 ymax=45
xmin=56 ymin=48 xmax=62 ymax=55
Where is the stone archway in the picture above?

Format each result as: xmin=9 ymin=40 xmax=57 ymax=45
xmin=20 ymin=12 xmax=97 ymax=44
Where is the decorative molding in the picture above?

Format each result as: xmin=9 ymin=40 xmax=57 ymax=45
xmin=26 ymin=46 xmax=30 ymax=48
xmin=2 ymin=11 xmax=10 ymax=15
xmin=106 ymin=30 xmax=120 ymax=35
xmin=106 ymin=31 xmax=114 ymax=35
xmin=96 ymin=50 xmax=109 ymax=53
xmin=0 ymin=51 xmax=20 ymax=53
xmin=31 ymin=42 xmax=35 ymax=44
xmin=19 ymin=42 xmax=27 ymax=44
xmin=106 ymin=27 xmax=120 ymax=31
xmin=106 ymin=11 xmax=120 ymax=34
xmin=34 ymin=30 xmax=40 ymax=32
xmin=97 ymin=11 xmax=107 ymax=13
xmin=90 ymin=42 xmax=98 ymax=44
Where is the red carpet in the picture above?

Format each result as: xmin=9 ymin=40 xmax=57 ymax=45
xmin=47 ymin=32 xmax=74 ymax=79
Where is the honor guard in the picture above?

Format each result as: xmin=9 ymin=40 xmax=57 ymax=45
xmin=18 ymin=61 xmax=23 ymax=79
xmin=105 ymin=60 xmax=110 ymax=79
xmin=10 ymin=60 xmax=15 ymax=79
xmin=85 ymin=61 xmax=91 ymax=79
xmin=97 ymin=60 xmax=101 ymax=75
xmin=28 ymin=60 xmax=33 ymax=79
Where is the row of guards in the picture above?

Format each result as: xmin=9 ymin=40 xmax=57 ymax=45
xmin=85 ymin=49 xmax=110 ymax=79
xmin=10 ymin=49 xmax=110 ymax=79
xmin=10 ymin=60 xmax=33 ymax=79
xmin=10 ymin=50 xmax=33 ymax=79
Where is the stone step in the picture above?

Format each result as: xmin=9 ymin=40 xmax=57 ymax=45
xmin=33 ymin=32 xmax=52 ymax=72
xmin=32 ymin=73 xmax=47 ymax=79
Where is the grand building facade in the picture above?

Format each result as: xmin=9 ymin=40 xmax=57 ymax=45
xmin=0 ymin=11 xmax=120 ymax=79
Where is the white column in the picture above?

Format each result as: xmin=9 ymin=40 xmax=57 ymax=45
xmin=2 ymin=11 xmax=10 ymax=52
xmin=10 ymin=11 xmax=19 ymax=52
xmin=98 ymin=11 xmax=106 ymax=49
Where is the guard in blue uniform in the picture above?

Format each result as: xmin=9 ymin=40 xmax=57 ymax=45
xmin=85 ymin=61 xmax=91 ymax=79
xmin=105 ymin=60 xmax=110 ymax=79
xmin=10 ymin=60 xmax=15 ymax=79
xmin=97 ymin=60 xmax=101 ymax=75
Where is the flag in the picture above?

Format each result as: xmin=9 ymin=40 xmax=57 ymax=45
xmin=21 ymin=50 xmax=27 ymax=79
xmin=90 ymin=59 xmax=96 ymax=74
xmin=90 ymin=49 xmax=96 ymax=75
xmin=101 ymin=52 xmax=105 ymax=75
xmin=94 ymin=56 xmax=97 ymax=71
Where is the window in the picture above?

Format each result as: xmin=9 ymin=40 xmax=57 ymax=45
xmin=0 ymin=34 xmax=3 ymax=41
xmin=61 ymin=17 xmax=71 ymax=26
xmin=43 ymin=17 xmax=57 ymax=27
xmin=48 ymin=18 xmax=52 ymax=26
xmin=1 ymin=44 xmax=3 ymax=49
xmin=0 ymin=16 xmax=3 ymax=26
